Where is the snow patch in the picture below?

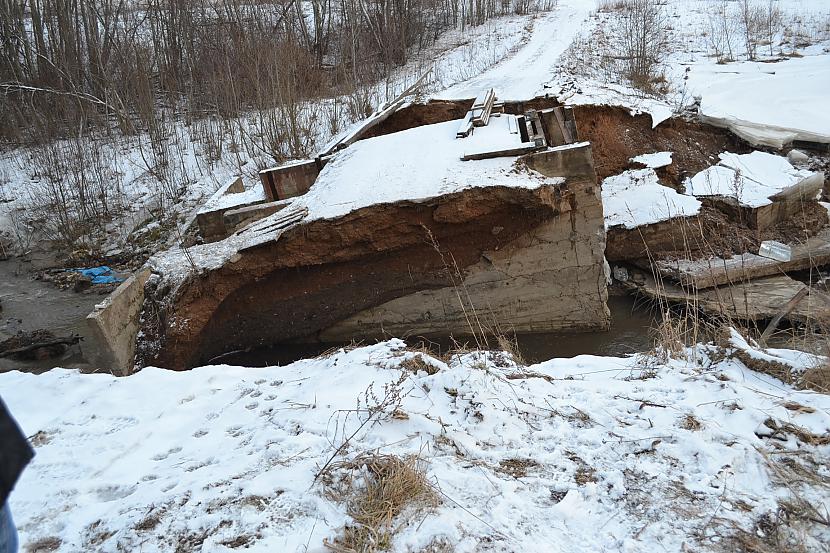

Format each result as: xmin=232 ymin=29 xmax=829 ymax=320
xmin=602 ymin=168 xmax=701 ymax=229
xmin=630 ymin=151 xmax=673 ymax=169
xmin=687 ymin=151 xmax=819 ymax=208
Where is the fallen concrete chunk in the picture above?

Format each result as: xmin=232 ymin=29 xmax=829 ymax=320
xmin=686 ymin=151 xmax=824 ymax=229
xmin=625 ymin=270 xmax=830 ymax=325
xmin=654 ymin=227 xmax=830 ymax=290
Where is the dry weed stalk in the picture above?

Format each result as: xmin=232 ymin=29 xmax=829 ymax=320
xmin=420 ymin=224 xmax=527 ymax=366
xmin=316 ymin=374 xmax=408 ymax=481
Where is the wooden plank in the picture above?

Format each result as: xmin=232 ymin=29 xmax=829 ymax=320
xmin=759 ymin=287 xmax=810 ymax=345
xmin=655 ymin=227 xmax=830 ymax=290
xmin=539 ymin=108 xmax=566 ymax=146
xmin=456 ymin=111 xmax=474 ymax=138
xmin=525 ymin=111 xmax=546 ymax=147
xmin=517 ymin=115 xmax=529 ymax=143
xmin=460 ymin=144 xmax=544 ymax=161
xmin=563 ymin=106 xmax=579 ymax=142
xmin=472 ymin=88 xmax=495 ymax=127
xmin=553 ymin=107 xmax=576 ymax=144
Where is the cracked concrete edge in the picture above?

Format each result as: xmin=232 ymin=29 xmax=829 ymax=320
xmin=86 ymin=268 xmax=151 ymax=375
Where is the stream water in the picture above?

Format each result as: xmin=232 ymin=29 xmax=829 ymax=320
xmin=0 ymin=254 xmax=103 ymax=372
xmin=218 ymin=295 xmax=658 ymax=367
xmin=1 ymin=253 xmax=657 ymax=373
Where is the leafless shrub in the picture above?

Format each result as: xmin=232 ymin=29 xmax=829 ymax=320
xmin=738 ymin=0 xmax=767 ymax=60
xmin=602 ymin=0 xmax=672 ymax=92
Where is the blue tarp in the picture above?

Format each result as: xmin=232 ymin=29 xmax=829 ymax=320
xmin=71 ymin=266 xmax=126 ymax=284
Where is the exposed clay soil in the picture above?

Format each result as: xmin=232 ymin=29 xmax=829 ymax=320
xmin=573 ymin=105 xmax=751 ymax=182
xmin=362 ymin=96 xmax=562 ymax=140
xmin=139 ymin=185 xmax=574 ymax=369
xmin=607 ymin=202 xmax=829 ymax=262
xmin=363 ymin=100 xmax=472 ymax=139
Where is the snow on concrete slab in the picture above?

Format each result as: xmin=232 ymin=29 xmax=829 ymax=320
xmin=3 ymin=338 xmax=829 ymax=552
xmin=294 ymin=116 xmax=555 ymax=222
xmin=687 ymin=151 xmax=820 ymax=208
xmin=198 ymin=182 xmax=266 ymax=214
xmin=148 ymin=117 xmax=559 ymax=281
xmin=602 ymin=168 xmax=701 ymax=229
xmin=690 ymin=55 xmax=830 ymax=148
xmin=630 ymin=151 xmax=672 ymax=169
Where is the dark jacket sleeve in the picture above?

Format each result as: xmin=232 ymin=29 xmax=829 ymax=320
xmin=0 ymin=397 xmax=34 ymax=505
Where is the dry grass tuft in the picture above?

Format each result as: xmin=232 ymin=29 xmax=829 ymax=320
xmin=733 ymin=350 xmax=796 ymax=385
xmin=495 ymin=334 xmax=526 ymax=367
xmin=400 ymin=354 xmax=439 ymax=375
xmin=575 ymin=466 xmax=597 ymax=485
xmin=650 ymin=311 xmax=691 ymax=362
xmin=681 ymin=413 xmax=702 ymax=431
xmin=801 ymin=360 xmax=830 ymax=394
xmin=322 ymin=453 xmax=438 ymax=552
xmin=498 ymin=458 xmax=539 ymax=479
xmin=762 ymin=418 xmax=830 ymax=447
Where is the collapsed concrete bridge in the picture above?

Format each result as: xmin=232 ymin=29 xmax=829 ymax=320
xmin=145 ymin=142 xmax=607 ymax=370
xmin=87 ymin=92 xmax=828 ymax=373
xmin=88 ymin=120 xmax=610 ymax=371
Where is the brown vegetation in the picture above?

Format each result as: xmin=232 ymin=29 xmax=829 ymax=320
xmin=322 ymin=453 xmax=437 ymax=552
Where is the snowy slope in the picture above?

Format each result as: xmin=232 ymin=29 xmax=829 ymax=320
xmin=434 ymin=0 xmax=594 ymax=101
xmin=691 ymin=55 xmax=830 ymax=147
xmin=3 ymin=338 xmax=829 ymax=552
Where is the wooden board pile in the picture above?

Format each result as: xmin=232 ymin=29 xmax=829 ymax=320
xmin=457 ymin=88 xmax=498 ymax=138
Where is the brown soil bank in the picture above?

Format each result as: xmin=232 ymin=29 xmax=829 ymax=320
xmin=362 ymin=97 xmax=561 ymax=140
xmin=573 ymin=105 xmax=751 ymax=182
xmin=136 ymin=147 xmax=609 ymax=369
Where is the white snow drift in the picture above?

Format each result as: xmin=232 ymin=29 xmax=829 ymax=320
xmin=3 ymin=337 xmax=829 ymax=552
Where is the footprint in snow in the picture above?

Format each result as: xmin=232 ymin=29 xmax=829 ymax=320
xmin=193 ymin=429 xmax=209 ymax=438
xmin=95 ymin=484 xmax=137 ymax=502
xmin=152 ymin=446 xmax=182 ymax=461
xmin=226 ymin=425 xmax=245 ymax=437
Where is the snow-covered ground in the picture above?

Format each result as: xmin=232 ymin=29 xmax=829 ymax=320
xmin=691 ymin=55 xmax=830 ymax=148
xmin=547 ymin=0 xmax=830 ymax=139
xmin=3 ymin=336 xmax=829 ymax=552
